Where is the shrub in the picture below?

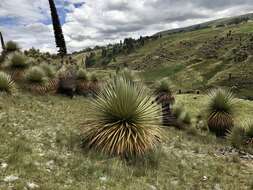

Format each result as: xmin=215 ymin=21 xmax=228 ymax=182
xmin=119 ymin=68 xmax=137 ymax=82
xmin=77 ymin=68 xmax=88 ymax=81
xmin=10 ymin=53 xmax=27 ymax=69
xmin=181 ymin=112 xmax=192 ymax=125
xmin=41 ymin=64 xmax=55 ymax=78
xmin=155 ymin=80 xmax=175 ymax=103
xmin=207 ymin=88 xmax=235 ymax=137
xmin=90 ymin=73 xmax=98 ymax=83
xmin=0 ymin=72 xmax=15 ymax=94
xmin=228 ymin=121 xmax=253 ymax=148
xmin=6 ymin=41 xmax=19 ymax=52
xmin=26 ymin=66 xmax=46 ymax=84
xmin=82 ymin=76 xmax=163 ymax=158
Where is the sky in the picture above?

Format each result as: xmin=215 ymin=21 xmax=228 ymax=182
xmin=0 ymin=0 xmax=253 ymax=53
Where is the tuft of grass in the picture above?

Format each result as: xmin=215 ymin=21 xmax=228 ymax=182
xmin=26 ymin=66 xmax=47 ymax=84
xmin=82 ymin=76 xmax=163 ymax=158
xmin=0 ymin=72 xmax=15 ymax=94
xmin=207 ymin=88 xmax=235 ymax=137
xmin=118 ymin=68 xmax=137 ymax=82
xmin=10 ymin=53 xmax=28 ymax=69
xmin=6 ymin=41 xmax=19 ymax=52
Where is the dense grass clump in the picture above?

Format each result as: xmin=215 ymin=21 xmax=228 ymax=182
xmin=10 ymin=53 xmax=27 ymax=69
xmin=228 ymin=120 xmax=253 ymax=148
xmin=119 ymin=68 xmax=137 ymax=82
xmin=83 ymin=76 xmax=163 ymax=158
xmin=6 ymin=41 xmax=19 ymax=52
xmin=77 ymin=68 xmax=88 ymax=81
xmin=207 ymin=88 xmax=235 ymax=137
xmin=0 ymin=72 xmax=15 ymax=94
xmin=26 ymin=66 xmax=46 ymax=84
xmin=41 ymin=64 xmax=55 ymax=78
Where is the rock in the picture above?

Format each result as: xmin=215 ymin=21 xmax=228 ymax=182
xmin=3 ymin=175 xmax=19 ymax=182
xmin=27 ymin=182 xmax=39 ymax=189
xmin=202 ymin=176 xmax=208 ymax=181
xmin=214 ymin=184 xmax=222 ymax=190
xmin=1 ymin=162 xmax=8 ymax=169
xmin=147 ymin=184 xmax=157 ymax=190
xmin=99 ymin=176 xmax=107 ymax=182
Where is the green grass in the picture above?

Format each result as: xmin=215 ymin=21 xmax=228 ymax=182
xmin=0 ymin=93 xmax=252 ymax=189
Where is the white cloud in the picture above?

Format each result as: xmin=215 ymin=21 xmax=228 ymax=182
xmin=1 ymin=0 xmax=253 ymax=53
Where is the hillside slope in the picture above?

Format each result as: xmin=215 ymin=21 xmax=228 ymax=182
xmin=104 ymin=21 xmax=253 ymax=98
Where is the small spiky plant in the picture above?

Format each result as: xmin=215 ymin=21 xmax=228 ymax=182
xmin=155 ymin=81 xmax=175 ymax=127
xmin=0 ymin=72 xmax=15 ymax=94
xmin=227 ymin=120 xmax=253 ymax=148
xmin=82 ymin=77 xmax=163 ymax=158
xmin=77 ymin=68 xmax=88 ymax=81
xmin=26 ymin=66 xmax=47 ymax=84
xmin=41 ymin=64 xmax=55 ymax=78
xmin=6 ymin=41 xmax=19 ymax=52
xmin=207 ymin=88 xmax=235 ymax=137
xmin=119 ymin=68 xmax=137 ymax=82
xmin=10 ymin=53 xmax=27 ymax=69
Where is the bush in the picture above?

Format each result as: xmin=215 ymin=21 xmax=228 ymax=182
xmin=118 ymin=68 xmax=137 ymax=82
xmin=0 ymin=72 xmax=15 ymax=94
xmin=41 ymin=64 xmax=55 ymax=78
xmin=6 ymin=41 xmax=19 ymax=52
xmin=82 ymin=76 xmax=163 ymax=158
xmin=26 ymin=66 xmax=46 ymax=84
xmin=10 ymin=53 xmax=27 ymax=69
xmin=90 ymin=73 xmax=98 ymax=83
xmin=207 ymin=88 xmax=235 ymax=137
xmin=155 ymin=80 xmax=175 ymax=103
xmin=77 ymin=68 xmax=88 ymax=81
xmin=227 ymin=121 xmax=253 ymax=148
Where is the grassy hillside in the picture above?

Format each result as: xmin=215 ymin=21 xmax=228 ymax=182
xmin=0 ymin=93 xmax=252 ymax=190
xmin=66 ymin=19 xmax=253 ymax=99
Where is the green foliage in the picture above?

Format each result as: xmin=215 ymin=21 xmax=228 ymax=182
xmin=181 ymin=112 xmax=192 ymax=125
xmin=6 ymin=41 xmax=19 ymax=52
xmin=156 ymin=81 xmax=172 ymax=94
xmin=26 ymin=66 xmax=46 ymax=84
xmin=0 ymin=72 xmax=15 ymax=94
xmin=207 ymin=88 xmax=235 ymax=137
xmin=155 ymin=80 xmax=174 ymax=103
xmin=77 ymin=68 xmax=88 ymax=81
xmin=10 ymin=53 xmax=27 ymax=69
xmin=0 ymin=54 xmax=5 ymax=63
xmin=82 ymin=76 xmax=163 ymax=158
xmin=90 ymin=73 xmax=98 ymax=83
xmin=119 ymin=68 xmax=137 ymax=82
xmin=41 ymin=64 xmax=55 ymax=78
xmin=227 ymin=120 xmax=253 ymax=148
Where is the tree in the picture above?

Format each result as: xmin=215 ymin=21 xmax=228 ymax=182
xmin=0 ymin=31 xmax=5 ymax=52
xmin=48 ymin=0 xmax=67 ymax=56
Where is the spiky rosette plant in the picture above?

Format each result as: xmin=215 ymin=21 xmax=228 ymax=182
xmin=155 ymin=81 xmax=175 ymax=127
xmin=77 ymin=68 xmax=88 ymax=81
xmin=0 ymin=72 xmax=15 ymax=94
xmin=207 ymin=88 xmax=235 ymax=137
xmin=6 ymin=41 xmax=19 ymax=52
xmin=82 ymin=77 xmax=163 ymax=158
xmin=26 ymin=66 xmax=47 ymax=84
xmin=227 ymin=120 xmax=253 ymax=148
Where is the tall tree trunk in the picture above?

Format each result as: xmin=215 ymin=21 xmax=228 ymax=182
xmin=48 ymin=0 xmax=67 ymax=56
xmin=0 ymin=31 xmax=5 ymax=52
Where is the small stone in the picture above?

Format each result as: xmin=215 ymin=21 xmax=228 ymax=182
xmin=1 ymin=162 xmax=8 ymax=169
xmin=147 ymin=184 xmax=157 ymax=190
xmin=27 ymin=182 xmax=39 ymax=189
xmin=99 ymin=176 xmax=107 ymax=182
xmin=202 ymin=176 xmax=208 ymax=181
xmin=3 ymin=175 xmax=19 ymax=182
xmin=214 ymin=184 xmax=222 ymax=190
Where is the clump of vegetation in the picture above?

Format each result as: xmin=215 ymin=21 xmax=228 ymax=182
xmin=6 ymin=41 xmax=19 ymax=52
xmin=172 ymin=106 xmax=191 ymax=129
xmin=77 ymin=68 xmax=88 ymax=81
xmin=119 ymin=68 xmax=137 ymax=82
xmin=82 ymin=76 xmax=163 ymax=158
xmin=207 ymin=88 xmax=235 ymax=137
xmin=0 ymin=72 xmax=15 ymax=94
xmin=26 ymin=66 xmax=46 ymax=84
xmin=41 ymin=64 xmax=55 ymax=78
xmin=0 ymin=54 xmax=5 ymax=64
xmin=155 ymin=81 xmax=175 ymax=127
xmin=9 ymin=53 xmax=27 ymax=69
xmin=227 ymin=120 xmax=253 ymax=149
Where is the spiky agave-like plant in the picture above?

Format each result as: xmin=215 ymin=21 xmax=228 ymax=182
xmin=227 ymin=120 xmax=253 ymax=148
xmin=83 ymin=77 xmax=163 ymax=158
xmin=26 ymin=66 xmax=47 ymax=84
xmin=155 ymin=81 xmax=175 ymax=127
xmin=207 ymin=88 xmax=235 ymax=137
xmin=0 ymin=72 xmax=15 ymax=94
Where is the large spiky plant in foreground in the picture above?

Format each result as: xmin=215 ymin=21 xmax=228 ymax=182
xmin=83 ymin=77 xmax=163 ymax=158
xmin=0 ymin=72 xmax=15 ymax=94
xmin=207 ymin=88 xmax=235 ymax=137
xmin=0 ymin=31 xmax=5 ymax=52
xmin=48 ymin=0 xmax=67 ymax=56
